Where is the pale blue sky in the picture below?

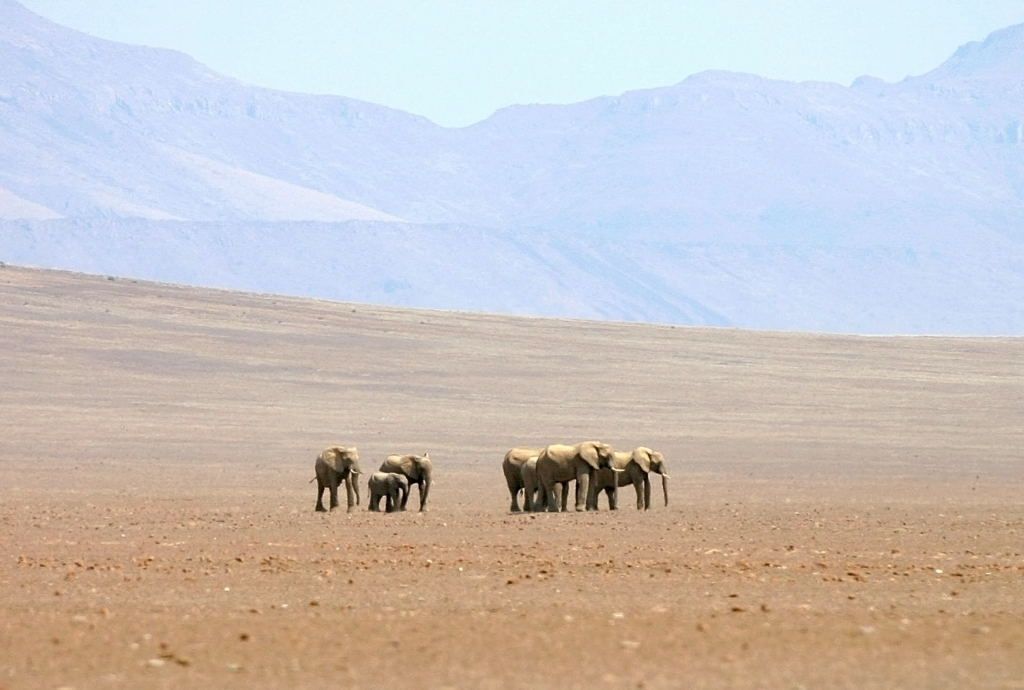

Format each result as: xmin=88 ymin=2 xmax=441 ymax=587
xmin=22 ymin=0 xmax=1024 ymax=127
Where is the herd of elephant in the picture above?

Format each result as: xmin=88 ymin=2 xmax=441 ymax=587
xmin=312 ymin=441 xmax=669 ymax=514
xmin=503 ymin=441 xmax=669 ymax=512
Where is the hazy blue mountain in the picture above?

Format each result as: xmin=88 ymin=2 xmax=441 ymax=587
xmin=1 ymin=0 xmax=1022 ymax=333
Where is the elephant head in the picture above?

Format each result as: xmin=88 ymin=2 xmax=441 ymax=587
xmin=632 ymin=447 xmax=669 ymax=507
xmin=577 ymin=441 xmax=615 ymax=470
xmin=335 ymin=447 xmax=362 ymax=504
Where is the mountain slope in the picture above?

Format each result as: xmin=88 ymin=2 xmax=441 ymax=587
xmin=1 ymin=0 xmax=1022 ymax=333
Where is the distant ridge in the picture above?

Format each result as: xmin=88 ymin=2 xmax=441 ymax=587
xmin=1 ymin=1 xmax=1022 ymax=334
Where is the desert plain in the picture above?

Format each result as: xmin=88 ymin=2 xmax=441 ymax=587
xmin=0 ymin=264 xmax=1022 ymax=689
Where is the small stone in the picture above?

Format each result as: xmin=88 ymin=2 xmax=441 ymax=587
xmin=620 ymin=640 xmax=640 ymax=650
xmin=146 ymin=658 xmax=166 ymax=668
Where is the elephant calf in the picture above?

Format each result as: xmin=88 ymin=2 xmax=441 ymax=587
xmin=520 ymin=455 xmax=569 ymax=512
xmin=368 ymin=472 xmax=409 ymax=513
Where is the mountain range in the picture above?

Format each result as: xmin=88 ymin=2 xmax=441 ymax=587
xmin=1 ymin=0 xmax=1022 ymax=333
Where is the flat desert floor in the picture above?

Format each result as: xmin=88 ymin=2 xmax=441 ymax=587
xmin=1 ymin=265 xmax=1022 ymax=689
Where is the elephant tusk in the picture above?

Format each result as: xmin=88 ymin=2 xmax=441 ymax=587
xmin=661 ymin=474 xmax=670 ymax=479
xmin=611 ymin=468 xmax=625 ymax=473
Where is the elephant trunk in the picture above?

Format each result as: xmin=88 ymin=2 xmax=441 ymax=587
xmin=661 ymin=473 xmax=669 ymax=507
xmin=353 ymin=472 xmax=361 ymax=506
xmin=420 ymin=473 xmax=431 ymax=511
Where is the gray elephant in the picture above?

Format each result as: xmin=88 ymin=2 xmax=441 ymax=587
xmin=379 ymin=452 xmax=433 ymax=511
xmin=536 ymin=441 xmax=619 ymax=512
xmin=368 ymin=471 xmax=410 ymax=513
xmin=591 ymin=447 xmax=670 ymax=510
xmin=502 ymin=447 xmax=543 ymax=512
xmin=313 ymin=446 xmax=362 ymax=512
xmin=521 ymin=455 xmax=569 ymax=512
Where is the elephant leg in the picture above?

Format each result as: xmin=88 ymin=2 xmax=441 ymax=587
xmin=560 ymin=482 xmax=569 ymax=512
xmin=634 ymin=481 xmax=644 ymax=510
xmin=528 ymin=482 xmax=545 ymax=513
xmin=575 ymin=471 xmax=591 ymax=512
xmin=547 ymin=482 xmax=561 ymax=512
xmin=368 ymin=490 xmax=378 ymax=511
xmin=329 ymin=478 xmax=340 ymax=510
xmin=315 ymin=478 xmax=327 ymax=512
xmin=418 ymin=480 xmax=430 ymax=512
xmin=643 ymin=475 xmax=652 ymax=510
xmin=345 ymin=475 xmax=356 ymax=513
xmin=508 ymin=481 xmax=522 ymax=512
xmin=604 ymin=486 xmax=614 ymax=510
xmin=522 ymin=471 xmax=536 ymax=512
xmin=386 ymin=493 xmax=394 ymax=513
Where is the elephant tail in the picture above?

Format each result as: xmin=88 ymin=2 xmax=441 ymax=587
xmin=308 ymin=477 xmax=316 ymax=484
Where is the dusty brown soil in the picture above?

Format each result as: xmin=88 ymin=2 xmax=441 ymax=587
xmin=0 ymin=265 xmax=1022 ymax=689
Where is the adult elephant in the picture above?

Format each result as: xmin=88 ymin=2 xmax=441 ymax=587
xmin=591 ymin=447 xmax=670 ymax=510
xmin=536 ymin=441 xmax=618 ymax=512
xmin=502 ymin=447 xmax=543 ymax=512
xmin=313 ymin=446 xmax=362 ymax=513
xmin=379 ymin=452 xmax=433 ymax=511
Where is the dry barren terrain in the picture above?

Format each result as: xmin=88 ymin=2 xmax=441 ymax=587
xmin=0 ymin=265 xmax=1022 ymax=689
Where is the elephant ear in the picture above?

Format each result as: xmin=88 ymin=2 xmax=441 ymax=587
xmin=632 ymin=447 xmax=652 ymax=473
xmin=323 ymin=447 xmax=341 ymax=471
xmin=579 ymin=443 xmax=600 ymax=469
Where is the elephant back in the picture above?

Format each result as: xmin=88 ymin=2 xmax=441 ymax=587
xmin=504 ymin=447 xmax=542 ymax=468
xmin=368 ymin=471 xmax=391 ymax=487
xmin=380 ymin=453 xmax=430 ymax=481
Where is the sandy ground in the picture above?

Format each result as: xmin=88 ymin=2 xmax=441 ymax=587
xmin=0 ymin=265 xmax=1022 ymax=689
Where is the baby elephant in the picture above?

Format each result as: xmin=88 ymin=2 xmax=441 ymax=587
xmin=368 ymin=472 xmax=409 ymax=513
